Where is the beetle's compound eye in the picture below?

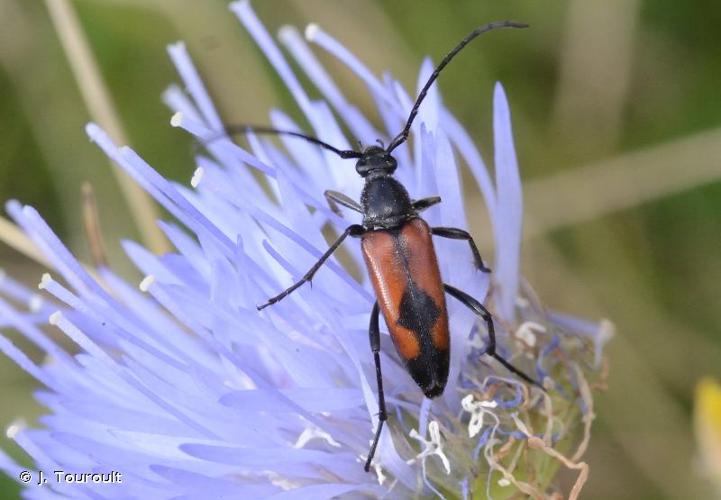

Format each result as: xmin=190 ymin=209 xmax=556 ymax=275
xmin=356 ymin=146 xmax=397 ymax=177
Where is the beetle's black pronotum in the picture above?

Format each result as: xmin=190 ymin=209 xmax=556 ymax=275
xmin=221 ymin=21 xmax=543 ymax=472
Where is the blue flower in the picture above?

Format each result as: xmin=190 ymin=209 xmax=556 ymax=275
xmin=0 ymin=2 xmax=610 ymax=498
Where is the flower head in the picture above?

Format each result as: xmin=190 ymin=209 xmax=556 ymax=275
xmin=0 ymin=2 xmax=610 ymax=498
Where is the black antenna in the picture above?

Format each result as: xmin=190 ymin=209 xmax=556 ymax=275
xmin=203 ymin=125 xmax=363 ymax=159
xmin=386 ymin=21 xmax=528 ymax=153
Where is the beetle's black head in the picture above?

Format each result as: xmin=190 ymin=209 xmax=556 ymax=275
xmin=355 ymin=146 xmax=397 ymax=177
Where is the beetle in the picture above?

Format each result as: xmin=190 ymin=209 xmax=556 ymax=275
xmin=230 ymin=21 xmax=542 ymax=471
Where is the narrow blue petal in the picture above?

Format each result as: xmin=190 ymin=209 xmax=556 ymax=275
xmin=0 ymin=299 xmax=68 ymax=360
xmin=0 ymin=335 xmax=60 ymax=389
xmin=307 ymin=24 xmax=401 ymax=116
xmin=151 ymin=465 xmax=280 ymax=498
xmin=162 ymin=84 xmax=204 ymax=124
xmin=440 ymin=109 xmax=497 ymax=221
xmin=8 ymin=203 xmax=100 ymax=297
xmin=415 ymin=58 xmax=440 ymax=134
xmin=492 ymin=82 xmax=523 ymax=322
xmin=86 ymin=125 xmax=236 ymax=257
xmin=269 ymin=483 xmax=374 ymax=499
xmin=166 ymin=43 xmax=224 ymax=131
xmin=279 ymin=26 xmax=379 ymax=143
xmin=230 ymin=1 xmax=312 ymax=118
xmin=0 ymin=448 xmax=23 ymax=479
xmin=220 ymin=388 xmax=363 ymax=413
xmin=180 ymin=443 xmax=349 ymax=467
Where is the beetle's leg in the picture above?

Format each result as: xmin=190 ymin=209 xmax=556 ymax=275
xmin=412 ymin=196 xmax=441 ymax=212
xmin=364 ymin=301 xmax=387 ymax=472
xmin=443 ymin=284 xmax=545 ymax=391
xmin=257 ymin=224 xmax=364 ymax=310
xmin=432 ymin=227 xmax=491 ymax=273
xmin=324 ymin=190 xmax=363 ymax=215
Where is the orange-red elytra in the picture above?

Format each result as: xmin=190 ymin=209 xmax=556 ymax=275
xmin=361 ymin=218 xmax=450 ymax=397
xmin=226 ymin=21 xmax=544 ymax=472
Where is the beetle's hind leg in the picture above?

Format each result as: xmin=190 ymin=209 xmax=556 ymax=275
xmin=432 ymin=227 xmax=491 ymax=272
xmin=443 ymin=284 xmax=545 ymax=392
xmin=365 ymin=302 xmax=387 ymax=472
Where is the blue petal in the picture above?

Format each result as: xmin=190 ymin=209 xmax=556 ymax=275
xmin=492 ymin=82 xmax=523 ymax=322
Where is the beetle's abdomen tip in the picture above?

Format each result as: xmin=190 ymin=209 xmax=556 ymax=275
xmin=422 ymin=382 xmax=446 ymax=399
xmin=406 ymin=350 xmax=450 ymax=399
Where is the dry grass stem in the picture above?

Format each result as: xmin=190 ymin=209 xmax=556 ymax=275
xmin=81 ymin=182 xmax=108 ymax=268
xmin=552 ymin=0 xmax=640 ymax=152
xmin=571 ymin=363 xmax=595 ymax=463
xmin=0 ymin=216 xmax=52 ymax=268
xmin=524 ymin=127 xmax=721 ymax=239
xmin=45 ymin=0 xmax=169 ymax=254
xmin=528 ymin=436 xmax=589 ymax=500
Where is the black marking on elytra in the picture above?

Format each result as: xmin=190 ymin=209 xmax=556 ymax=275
xmin=397 ymin=283 xmax=440 ymax=333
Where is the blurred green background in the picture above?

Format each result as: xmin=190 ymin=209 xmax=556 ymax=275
xmin=1 ymin=0 xmax=720 ymax=498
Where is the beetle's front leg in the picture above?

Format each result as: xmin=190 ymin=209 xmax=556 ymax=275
xmin=257 ymin=224 xmax=364 ymax=310
xmin=324 ymin=190 xmax=363 ymax=215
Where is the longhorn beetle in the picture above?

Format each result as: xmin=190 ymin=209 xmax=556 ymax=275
xmin=228 ymin=21 xmax=543 ymax=472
